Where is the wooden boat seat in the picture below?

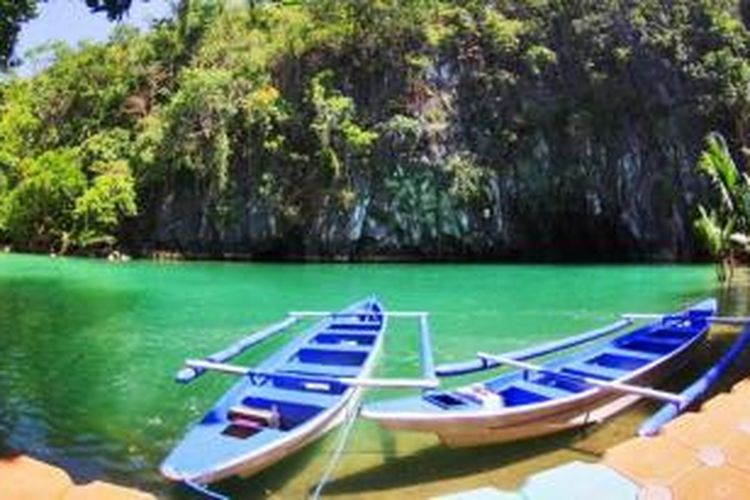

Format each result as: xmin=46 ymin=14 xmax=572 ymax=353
xmin=605 ymin=347 xmax=660 ymax=362
xmin=298 ymin=343 xmax=372 ymax=355
xmin=561 ymin=362 xmax=628 ymax=381
xmin=532 ymin=374 xmax=591 ymax=393
xmin=250 ymin=385 xmax=340 ymax=408
xmin=586 ymin=352 xmax=652 ymax=371
xmin=618 ymin=337 xmax=682 ymax=354
xmin=513 ymin=380 xmax=577 ymax=400
xmin=291 ymin=346 xmax=370 ymax=368
xmin=649 ymin=326 xmax=695 ymax=340
xmin=269 ymin=373 xmax=348 ymax=395
xmin=634 ymin=335 xmax=684 ymax=345
xmin=278 ymin=363 xmax=362 ymax=378
xmin=328 ymin=322 xmax=382 ymax=331
xmin=228 ymin=405 xmax=280 ymax=429
xmin=313 ymin=333 xmax=377 ymax=346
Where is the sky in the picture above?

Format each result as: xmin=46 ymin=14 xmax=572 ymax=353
xmin=15 ymin=0 xmax=175 ymax=76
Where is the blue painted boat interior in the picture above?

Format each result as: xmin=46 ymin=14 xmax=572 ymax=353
xmin=371 ymin=300 xmax=716 ymax=414
xmin=161 ymin=298 xmax=384 ymax=480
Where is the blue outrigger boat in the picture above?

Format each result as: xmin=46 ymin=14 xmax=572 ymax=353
xmin=362 ymin=299 xmax=719 ymax=447
xmin=161 ymin=298 xmax=393 ymax=484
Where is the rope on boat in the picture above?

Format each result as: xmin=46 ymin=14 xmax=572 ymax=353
xmin=182 ymin=479 xmax=229 ymax=500
xmin=310 ymin=399 xmax=363 ymax=500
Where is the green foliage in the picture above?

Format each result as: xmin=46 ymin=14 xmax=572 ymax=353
xmin=310 ymin=72 xmax=377 ymax=157
xmin=4 ymin=0 xmax=750 ymax=259
xmin=443 ymin=153 xmax=486 ymax=203
xmin=79 ymin=128 xmax=134 ymax=169
xmin=694 ymin=205 xmax=727 ymax=258
xmin=74 ymin=161 xmax=137 ymax=248
xmin=698 ymin=133 xmax=741 ymax=210
xmin=0 ymin=0 xmax=37 ymax=68
xmin=523 ymin=44 xmax=556 ymax=75
xmin=162 ymin=67 xmax=234 ymax=189
xmin=694 ymin=132 xmax=750 ymax=283
xmin=309 ymin=71 xmax=377 ymax=200
xmin=483 ymin=9 xmax=525 ymax=53
xmin=2 ymin=148 xmax=85 ymax=251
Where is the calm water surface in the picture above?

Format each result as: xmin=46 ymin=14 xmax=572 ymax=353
xmin=0 ymin=253 xmax=745 ymax=498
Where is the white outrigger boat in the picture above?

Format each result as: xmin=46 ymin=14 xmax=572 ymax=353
xmin=161 ymin=297 xmax=437 ymax=491
xmin=361 ymin=299 xmax=720 ymax=447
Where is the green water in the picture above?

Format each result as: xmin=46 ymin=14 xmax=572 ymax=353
xmin=0 ymin=253 xmax=739 ymax=498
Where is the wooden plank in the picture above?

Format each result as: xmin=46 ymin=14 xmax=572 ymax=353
xmin=477 ymin=352 xmax=686 ymax=406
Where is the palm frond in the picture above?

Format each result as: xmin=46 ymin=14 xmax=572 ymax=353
xmin=693 ymin=205 xmax=724 ymax=257
xmin=698 ymin=132 xmax=739 ymax=211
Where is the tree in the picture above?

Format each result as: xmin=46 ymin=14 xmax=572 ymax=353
xmin=74 ymin=160 xmax=137 ymax=249
xmin=2 ymin=148 xmax=86 ymax=252
xmin=0 ymin=0 xmax=37 ymax=68
xmin=694 ymin=132 xmax=750 ymax=283
xmin=1 ymin=0 xmax=153 ymax=69
xmin=84 ymin=0 xmax=135 ymax=20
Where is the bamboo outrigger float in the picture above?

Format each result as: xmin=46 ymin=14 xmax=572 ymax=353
xmin=361 ymin=299 xmax=720 ymax=447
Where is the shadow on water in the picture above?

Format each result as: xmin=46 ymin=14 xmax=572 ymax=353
xmin=160 ymin=434 xmax=345 ymax=499
xmin=319 ymin=431 xmax=584 ymax=495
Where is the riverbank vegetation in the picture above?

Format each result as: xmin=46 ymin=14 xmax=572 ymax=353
xmin=2 ymin=1 xmax=750 ymax=261
xmin=694 ymin=132 xmax=750 ymax=283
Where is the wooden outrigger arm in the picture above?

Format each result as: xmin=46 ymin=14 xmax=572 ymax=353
xmin=176 ymin=316 xmax=300 ymax=383
xmin=477 ymin=352 xmax=687 ymax=407
xmin=183 ymin=359 xmax=439 ymax=389
xmin=436 ymin=319 xmax=633 ymax=377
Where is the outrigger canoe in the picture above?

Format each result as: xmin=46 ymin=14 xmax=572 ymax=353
xmin=161 ymin=297 xmax=388 ymax=484
xmin=361 ymin=299 xmax=717 ymax=447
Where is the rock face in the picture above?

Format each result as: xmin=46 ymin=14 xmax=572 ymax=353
xmin=142 ymin=120 xmax=704 ymax=262
xmin=135 ymin=6 xmax=721 ymax=262
xmin=143 ymin=73 xmax=706 ymax=262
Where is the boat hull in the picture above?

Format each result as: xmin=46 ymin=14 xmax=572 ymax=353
xmin=434 ymin=347 xmax=691 ymax=447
